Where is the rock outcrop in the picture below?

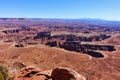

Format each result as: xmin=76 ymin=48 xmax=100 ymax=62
xmin=51 ymin=67 xmax=86 ymax=80
xmin=14 ymin=66 xmax=86 ymax=80
xmin=15 ymin=43 xmax=24 ymax=47
xmin=14 ymin=66 xmax=45 ymax=80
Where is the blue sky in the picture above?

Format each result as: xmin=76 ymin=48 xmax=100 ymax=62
xmin=0 ymin=0 xmax=120 ymax=20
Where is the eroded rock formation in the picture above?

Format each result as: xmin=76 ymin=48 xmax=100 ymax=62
xmin=14 ymin=66 xmax=86 ymax=80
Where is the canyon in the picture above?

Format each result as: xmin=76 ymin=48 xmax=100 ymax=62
xmin=0 ymin=18 xmax=120 ymax=80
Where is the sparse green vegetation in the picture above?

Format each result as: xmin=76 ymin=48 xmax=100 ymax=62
xmin=0 ymin=65 xmax=8 ymax=80
xmin=8 ymin=77 xmax=14 ymax=80
xmin=0 ymin=65 xmax=13 ymax=80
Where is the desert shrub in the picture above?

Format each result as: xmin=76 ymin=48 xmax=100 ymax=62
xmin=0 ymin=65 xmax=8 ymax=80
xmin=8 ymin=77 xmax=14 ymax=80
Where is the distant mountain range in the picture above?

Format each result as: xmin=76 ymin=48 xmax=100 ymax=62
xmin=0 ymin=17 xmax=119 ymax=22
xmin=0 ymin=18 xmax=120 ymax=28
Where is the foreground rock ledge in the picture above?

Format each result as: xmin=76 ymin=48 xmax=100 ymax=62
xmin=14 ymin=66 xmax=86 ymax=80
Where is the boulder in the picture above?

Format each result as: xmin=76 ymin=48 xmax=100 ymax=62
xmin=51 ymin=67 xmax=86 ymax=80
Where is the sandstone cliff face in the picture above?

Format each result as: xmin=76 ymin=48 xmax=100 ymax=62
xmin=60 ymin=42 xmax=116 ymax=52
xmin=2 ymin=29 xmax=19 ymax=34
xmin=59 ymin=41 xmax=116 ymax=58
xmin=54 ymin=34 xmax=110 ymax=42
xmin=34 ymin=32 xmax=51 ymax=39
xmin=65 ymin=34 xmax=110 ymax=42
